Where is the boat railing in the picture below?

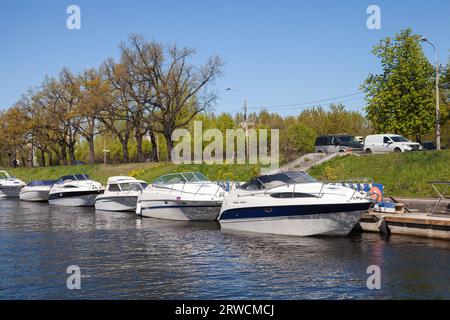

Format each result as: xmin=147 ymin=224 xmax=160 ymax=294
xmin=324 ymin=178 xmax=374 ymax=201
xmin=153 ymin=182 xmax=224 ymax=198
xmin=237 ymin=178 xmax=373 ymax=200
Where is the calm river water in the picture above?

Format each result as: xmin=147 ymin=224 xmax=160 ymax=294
xmin=0 ymin=199 xmax=449 ymax=299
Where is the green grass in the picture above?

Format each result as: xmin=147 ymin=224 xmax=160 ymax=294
xmin=1 ymin=162 xmax=262 ymax=185
xmin=308 ymin=150 xmax=450 ymax=197
xmin=3 ymin=151 xmax=449 ymax=197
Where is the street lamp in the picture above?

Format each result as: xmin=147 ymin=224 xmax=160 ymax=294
xmin=421 ymin=37 xmax=441 ymax=150
xmin=226 ymin=87 xmax=249 ymax=159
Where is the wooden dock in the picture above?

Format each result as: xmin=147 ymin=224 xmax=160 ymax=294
xmin=358 ymin=211 xmax=450 ymax=240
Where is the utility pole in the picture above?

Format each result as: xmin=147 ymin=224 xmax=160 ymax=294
xmin=422 ymin=37 xmax=441 ymax=150
xmin=226 ymin=87 xmax=249 ymax=160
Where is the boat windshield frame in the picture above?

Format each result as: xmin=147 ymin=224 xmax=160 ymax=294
xmin=26 ymin=180 xmax=56 ymax=187
xmin=0 ymin=171 xmax=12 ymax=180
xmin=239 ymin=171 xmax=318 ymax=191
xmin=55 ymin=174 xmax=90 ymax=184
xmin=152 ymin=172 xmax=210 ymax=185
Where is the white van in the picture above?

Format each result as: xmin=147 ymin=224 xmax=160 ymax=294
xmin=363 ymin=134 xmax=422 ymax=153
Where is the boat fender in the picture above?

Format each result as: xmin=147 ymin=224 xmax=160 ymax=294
xmin=369 ymin=186 xmax=383 ymax=203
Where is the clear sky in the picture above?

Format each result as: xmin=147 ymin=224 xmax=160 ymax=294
xmin=0 ymin=0 xmax=449 ymax=116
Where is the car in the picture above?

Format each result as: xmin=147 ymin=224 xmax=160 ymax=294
xmin=314 ymin=135 xmax=364 ymax=154
xmin=363 ymin=134 xmax=422 ymax=154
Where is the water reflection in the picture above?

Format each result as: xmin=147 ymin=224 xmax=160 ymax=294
xmin=0 ymin=200 xmax=449 ymax=299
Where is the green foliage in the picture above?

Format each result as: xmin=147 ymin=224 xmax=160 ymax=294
xmin=281 ymin=122 xmax=316 ymax=162
xmin=309 ymin=150 xmax=450 ymax=197
xmin=1 ymin=162 xmax=262 ymax=185
xmin=361 ymin=29 xmax=435 ymax=141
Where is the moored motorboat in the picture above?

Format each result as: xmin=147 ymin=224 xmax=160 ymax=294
xmin=0 ymin=170 xmax=25 ymax=198
xmin=19 ymin=180 xmax=56 ymax=202
xmin=48 ymin=174 xmax=104 ymax=207
xmin=218 ymin=171 xmax=373 ymax=237
xmin=95 ymin=176 xmax=148 ymax=212
xmin=136 ymin=172 xmax=225 ymax=221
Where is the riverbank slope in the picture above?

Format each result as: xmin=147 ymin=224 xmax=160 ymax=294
xmin=309 ymin=150 xmax=450 ymax=197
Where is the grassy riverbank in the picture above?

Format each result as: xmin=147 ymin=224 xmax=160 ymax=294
xmin=309 ymin=150 xmax=450 ymax=197
xmin=2 ymin=150 xmax=449 ymax=197
xmin=1 ymin=162 xmax=262 ymax=185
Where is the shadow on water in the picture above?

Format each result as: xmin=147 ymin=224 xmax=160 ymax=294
xmin=0 ymin=199 xmax=449 ymax=299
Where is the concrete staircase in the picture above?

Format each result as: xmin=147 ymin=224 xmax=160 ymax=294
xmin=267 ymin=152 xmax=348 ymax=175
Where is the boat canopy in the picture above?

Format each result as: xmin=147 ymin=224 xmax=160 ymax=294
xmin=152 ymin=172 xmax=209 ymax=185
xmin=240 ymin=171 xmax=317 ymax=191
xmin=26 ymin=180 xmax=57 ymax=187
xmin=55 ymin=174 xmax=91 ymax=184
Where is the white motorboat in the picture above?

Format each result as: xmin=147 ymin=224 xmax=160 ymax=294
xmin=136 ymin=172 xmax=225 ymax=221
xmin=0 ymin=170 xmax=25 ymax=198
xmin=48 ymin=174 xmax=104 ymax=207
xmin=19 ymin=180 xmax=56 ymax=202
xmin=218 ymin=171 xmax=373 ymax=237
xmin=95 ymin=176 xmax=148 ymax=212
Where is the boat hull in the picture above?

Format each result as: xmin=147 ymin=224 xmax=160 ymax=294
xmin=0 ymin=186 xmax=22 ymax=198
xmin=219 ymin=202 xmax=372 ymax=237
xmin=19 ymin=189 xmax=50 ymax=202
xmin=49 ymin=190 xmax=103 ymax=207
xmin=95 ymin=195 xmax=138 ymax=212
xmin=138 ymin=200 xmax=222 ymax=221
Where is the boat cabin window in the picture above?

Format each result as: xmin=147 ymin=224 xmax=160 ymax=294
xmin=119 ymin=183 xmax=144 ymax=192
xmin=270 ymin=192 xmax=316 ymax=198
xmin=108 ymin=184 xmax=121 ymax=192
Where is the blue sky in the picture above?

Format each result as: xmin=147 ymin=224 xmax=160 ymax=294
xmin=0 ymin=0 xmax=449 ymax=116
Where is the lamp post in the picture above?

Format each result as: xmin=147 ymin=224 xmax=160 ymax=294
xmin=226 ymin=88 xmax=248 ymax=159
xmin=421 ymin=37 xmax=441 ymax=150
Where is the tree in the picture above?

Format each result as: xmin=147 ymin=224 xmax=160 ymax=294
xmin=123 ymin=35 xmax=223 ymax=161
xmin=280 ymin=123 xmax=316 ymax=162
xmin=361 ymin=29 xmax=435 ymax=142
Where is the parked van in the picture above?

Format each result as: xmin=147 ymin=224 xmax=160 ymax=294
xmin=363 ymin=134 xmax=422 ymax=154
xmin=314 ymin=135 xmax=363 ymax=154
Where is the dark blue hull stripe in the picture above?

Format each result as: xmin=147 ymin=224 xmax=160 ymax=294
xmin=219 ymin=202 xmax=372 ymax=220
xmin=48 ymin=190 xmax=103 ymax=200
xmin=142 ymin=204 xmax=222 ymax=210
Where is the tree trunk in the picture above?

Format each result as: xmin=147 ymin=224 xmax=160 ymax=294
xmin=149 ymin=130 xmax=159 ymax=162
xmin=87 ymin=137 xmax=95 ymax=164
xmin=135 ymin=133 xmax=144 ymax=163
xmin=68 ymin=142 xmax=76 ymax=165
xmin=40 ymin=149 xmax=46 ymax=167
xmin=120 ymin=138 xmax=129 ymax=163
xmin=165 ymin=132 xmax=174 ymax=162
xmin=60 ymin=145 xmax=67 ymax=165
xmin=48 ymin=151 xmax=53 ymax=166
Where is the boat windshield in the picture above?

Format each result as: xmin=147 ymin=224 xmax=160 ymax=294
xmin=0 ymin=171 xmax=11 ymax=179
xmin=240 ymin=171 xmax=317 ymax=191
xmin=55 ymin=174 xmax=90 ymax=184
xmin=152 ymin=172 xmax=209 ymax=185
xmin=119 ymin=182 xmax=146 ymax=192
xmin=26 ymin=180 xmax=56 ymax=187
